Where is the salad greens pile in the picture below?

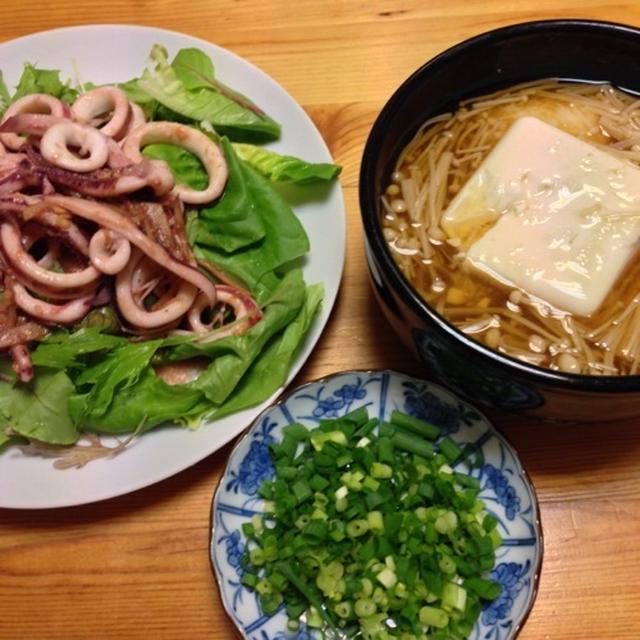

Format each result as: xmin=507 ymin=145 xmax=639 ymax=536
xmin=0 ymin=45 xmax=340 ymax=454
xmin=241 ymin=408 xmax=501 ymax=639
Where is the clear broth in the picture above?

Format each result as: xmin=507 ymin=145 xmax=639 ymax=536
xmin=382 ymin=80 xmax=640 ymax=375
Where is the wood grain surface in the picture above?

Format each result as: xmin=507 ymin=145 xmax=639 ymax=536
xmin=2 ymin=2 xmax=640 ymax=638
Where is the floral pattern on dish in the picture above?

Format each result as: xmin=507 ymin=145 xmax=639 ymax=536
xmin=400 ymin=379 xmax=483 ymax=435
xmin=211 ymin=370 xmax=542 ymax=640
xmin=294 ymin=375 xmax=378 ymax=421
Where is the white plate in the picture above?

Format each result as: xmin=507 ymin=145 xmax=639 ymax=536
xmin=0 ymin=25 xmax=346 ymax=509
xmin=211 ymin=370 xmax=542 ymax=640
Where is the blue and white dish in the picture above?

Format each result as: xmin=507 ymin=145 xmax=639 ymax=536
xmin=210 ymin=370 xmax=542 ymax=640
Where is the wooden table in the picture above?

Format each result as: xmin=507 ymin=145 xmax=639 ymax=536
xmin=2 ymin=2 xmax=640 ymax=638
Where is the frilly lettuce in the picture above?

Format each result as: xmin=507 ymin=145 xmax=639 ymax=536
xmin=233 ymin=143 xmax=341 ymax=183
xmin=137 ymin=45 xmax=281 ymax=139
xmin=0 ymin=64 xmax=78 ymax=115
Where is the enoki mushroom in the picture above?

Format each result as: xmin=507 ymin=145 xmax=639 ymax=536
xmin=382 ymin=80 xmax=640 ymax=375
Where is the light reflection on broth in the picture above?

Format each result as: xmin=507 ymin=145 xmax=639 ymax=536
xmin=382 ymin=80 xmax=640 ymax=375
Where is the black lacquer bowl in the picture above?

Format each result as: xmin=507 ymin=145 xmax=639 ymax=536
xmin=360 ymin=19 xmax=640 ymax=422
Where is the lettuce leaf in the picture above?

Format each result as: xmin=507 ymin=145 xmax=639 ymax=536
xmin=31 ymin=327 xmax=127 ymax=371
xmin=68 ymin=368 xmax=209 ymax=434
xmin=211 ymin=282 xmax=323 ymax=419
xmin=137 ymin=45 xmax=280 ymax=139
xmin=0 ymin=71 xmax=10 ymax=112
xmin=0 ymin=370 xmax=77 ymax=445
xmin=66 ymin=269 xmax=316 ymax=433
xmin=233 ymin=143 xmax=341 ymax=184
xmin=11 ymin=63 xmax=78 ymax=104
xmin=189 ymin=141 xmax=310 ymax=301
xmin=70 ymin=334 xmax=193 ymax=421
xmin=186 ymin=137 xmax=268 ymax=254
xmin=143 ymin=143 xmax=209 ymax=190
xmin=187 ymin=268 xmax=307 ymax=404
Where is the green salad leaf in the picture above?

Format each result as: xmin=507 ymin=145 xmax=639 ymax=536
xmin=186 ymin=137 xmax=267 ymax=254
xmin=0 ymin=42 xmax=339 ymax=450
xmin=212 ymin=282 xmax=323 ymax=419
xmin=189 ymin=140 xmax=310 ymax=301
xmin=64 ymin=270 xmax=318 ymax=434
xmin=0 ymin=71 xmax=10 ymax=112
xmin=0 ymin=370 xmax=77 ymax=445
xmin=31 ymin=327 xmax=127 ymax=371
xmin=137 ymin=45 xmax=280 ymax=139
xmin=142 ymin=142 xmax=209 ymax=190
xmin=233 ymin=143 xmax=342 ymax=184
xmin=68 ymin=367 xmax=209 ymax=434
xmin=11 ymin=63 xmax=78 ymax=105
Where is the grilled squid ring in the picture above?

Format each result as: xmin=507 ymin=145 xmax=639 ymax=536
xmin=22 ymin=229 xmax=60 ymax=270
xmin=44 ymin=195 xmax=216 ymax=305
xmin=0 ymin=93 xmax=71 ymax=151
xmin=116 ymin=250 xmax=198 ymax=329
xmin=71 ymin=86 xmax=131 ymax=139
xmin=123 ymin=121 xmax=228 ymax=204
xmin=89 ymin=229 xmax=131 ymax=275
xmin=40 ymin=121 xmax=110 ymax=172
xmin=119 ymin=102 xmax=147 ymax=141
xmin=188 ymin=285 xmax=261 ymax=338
xmin=10 ymin=281 xmax=95 ymax=325
xmin=1 ymin=222 xmax=101 ymax=289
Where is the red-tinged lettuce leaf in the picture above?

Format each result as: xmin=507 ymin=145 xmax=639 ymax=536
xmin=137 ymin=45 xmax=280 ymax=140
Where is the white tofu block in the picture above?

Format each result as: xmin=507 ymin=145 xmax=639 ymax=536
xmin=442 ymin=116 xmax=640 ymax=316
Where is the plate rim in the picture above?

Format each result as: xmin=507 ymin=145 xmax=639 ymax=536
xmin=209 ymin=368 xmax=544 ymax=640
xmin=0 ymin=23 xmax=346 ymax=509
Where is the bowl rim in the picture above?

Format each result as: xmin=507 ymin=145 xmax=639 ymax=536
xmin=359 ymin=18 xmax=640 ymax=393
xmin=209 ymin=367 xmax=544 ymax=640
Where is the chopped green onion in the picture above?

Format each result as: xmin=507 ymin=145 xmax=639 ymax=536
xmin=346 ymin=519 xmax=370 ymax=538
xmin=419 ymin=605 xmax=450 ymax=628
xmin=390 ymin=410 xmax=441 ymax=440
xmin=464 ymin=576 xmax=502 ymax=600
xmin=241 ymin=409 xmax=501 ymax=639
xmin=438 ymin=436 xmax=463 ymax=463
xmin=367 ymin=510 xmax=384 ymax=534
xmin=292 ymin=480 xmax=312 ymax=504
xmin=354 ymin=598 xmax=377 ymax=618
xmin=310 ymin=430 xmax=348 ymax=452
xmin=283 ymin=422 xmax=310 ymax=440
xmin=370 ymin=462 xmax=393 ymax=479
xmin=442 ymin=582 xmax=467 ymax=613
